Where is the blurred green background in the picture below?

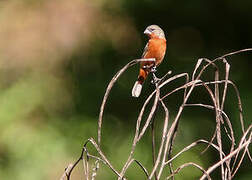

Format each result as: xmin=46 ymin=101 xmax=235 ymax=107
xmin=0 ymin=0 xmax=251 ymax=179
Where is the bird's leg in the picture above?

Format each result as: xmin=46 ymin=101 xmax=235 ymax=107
xmin=142 ymin=64 xmax=155 ymax=70
xmin=141 ymin=58 xmax=156 ymax=70
xmin=150 ymin=65 xmax=157 ymax=73
xmin=151 ymin=65 xmax=161 ymax=84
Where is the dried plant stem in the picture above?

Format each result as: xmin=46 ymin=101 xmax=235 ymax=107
xmin=200 ymin=126 xmax=251 ymax=180
xmin=61 ymin=48 xmax=252 ymax=180
xmin=151 ymin=120 xmax=157 ymax=180
xmin=149 ymin=99 xmax=169 ymax=179
xmin=166 ymin=162 xmax=211 ymax=180
xmin=98 ymin=58 xmax=155 ymax=145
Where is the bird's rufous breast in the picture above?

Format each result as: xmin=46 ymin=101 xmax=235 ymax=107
xmin=143 ymin=37 xmax=166 ymax=66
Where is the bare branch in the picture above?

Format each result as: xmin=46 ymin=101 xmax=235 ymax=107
xmin=166 ymin=162 xmax=211 ymax=180
xmin=200 ymin=126 xmax=252 ymax=180
xmin=62 ymin=48 xmax=252 ymax=180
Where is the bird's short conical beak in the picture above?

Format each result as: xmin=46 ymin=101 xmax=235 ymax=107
xmin=144 ymin=29 xmax=151 ymax=35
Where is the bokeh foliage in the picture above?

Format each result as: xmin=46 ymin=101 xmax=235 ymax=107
xmin=0 ymin=0 xmax=251 ymax=179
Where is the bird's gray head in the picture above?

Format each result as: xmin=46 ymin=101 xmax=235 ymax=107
xmin=144 ymin=25 xmax=165 ymax=39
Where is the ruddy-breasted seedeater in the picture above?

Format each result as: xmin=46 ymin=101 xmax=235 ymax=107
xmin=132 ymin=25 xmax=166 ymax=97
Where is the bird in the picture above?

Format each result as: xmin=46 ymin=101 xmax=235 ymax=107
xmin=131 ymin=25 xmax=167 ymax=97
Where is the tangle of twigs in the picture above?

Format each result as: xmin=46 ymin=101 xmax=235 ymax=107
xmin=61 ymin=49 xmax=252 ymax=180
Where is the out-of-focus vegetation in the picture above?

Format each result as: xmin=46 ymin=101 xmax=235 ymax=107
xmin=0 ymin=0 xmax=251 ymax=179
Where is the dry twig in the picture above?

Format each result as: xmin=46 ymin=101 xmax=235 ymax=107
xmin=61 ymin=49 xmax=252 ymax=180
